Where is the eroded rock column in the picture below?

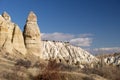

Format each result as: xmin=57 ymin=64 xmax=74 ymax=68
xmin=23 ymin=11 xmax=42 ymax=57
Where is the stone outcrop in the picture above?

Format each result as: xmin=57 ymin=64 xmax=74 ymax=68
xmin=100 ymin=53 xmax=120 ymax=66
xmin=0 ymin=11 xmax=42 ymax=57
xmin=12 ymin=24 xmax=26 ymax=54
xmin=42 ymin=40 xmax=98 ymax=65
xmin=23 ymin=11 xmax=42 ymax=57
xmin=0 ymin=12 xmax=26 ymax=54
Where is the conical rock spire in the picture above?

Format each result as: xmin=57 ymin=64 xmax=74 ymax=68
xmin=27 ymin=11 xmax=37 ymax=22
xmin=23 ymin=11 xmax=42 ymax=57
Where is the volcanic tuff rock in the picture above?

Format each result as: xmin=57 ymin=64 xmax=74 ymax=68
xmin=42 ymin=40 xmax=98 ymax=65
xmin=0 ymin=12 xmax=26 ymax=54
xmin=23 ymin=11 xmax=42 ymax=57
xmin=101 ymin=53 xmax=120 ymax=66
xmin=0 ymin=11 xmax=98 ymax=65
xmin=2 ymin=12 xmax=11 ymax=21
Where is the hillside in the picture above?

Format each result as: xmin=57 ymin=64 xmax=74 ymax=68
xmin=42 ymin=40 xmax=98 ymax=66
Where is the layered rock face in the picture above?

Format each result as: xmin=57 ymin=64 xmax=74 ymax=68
xmin=42 ymin=40 xmax=98 ymax=65
xmin=0 ymin=12 xmax=26 ymax=54
xmin=23 ymin=11 xmax=42 ymax=57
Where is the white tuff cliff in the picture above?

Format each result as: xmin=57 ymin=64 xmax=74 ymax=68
xmin=103 ymin=53 xmax=120 ymax=66
xmin=42 ymin=40 xmax=98 ymax=65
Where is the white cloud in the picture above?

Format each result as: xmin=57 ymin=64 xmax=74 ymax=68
xmin=93 ymin=47 xmax=120 ymax=51
xmin=41 ymin=32 xmax=74 ymax=41
xmin=70 ymin=38 xmax=92 ymax=47
xmin=90 ymin=47 xmax=120 ymax=54
xmin=41 ymin=32 xmax=93 ymax=47
xmin=78 ymin=33 xmax=93 ymax=38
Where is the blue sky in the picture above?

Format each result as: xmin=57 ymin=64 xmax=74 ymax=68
xmin=0 ymin=0 xmax=120 ymax=54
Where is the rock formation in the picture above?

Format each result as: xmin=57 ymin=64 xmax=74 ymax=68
xmin=0 ymin=11 xmax=98 ymax=66
xmin=0 ymin=12 xmax=26 ymax=54
xmin=2 ymin=12 xmax=11 ymax=21
xmin=23 ymin=11 xmax=42 ymax=57
xmin=100 ymin=53 xmax=120 ymax=66
xmin=12 ymin=24 xmax=26 ymax=54
xmin=1 ymin=11 xmax=120 ymax=80
xmin=42 ymin=40 xmax=98 ymax=65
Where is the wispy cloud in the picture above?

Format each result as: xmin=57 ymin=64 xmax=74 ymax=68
xmin=70 ymin=38 xmax=92 ymax=47
xmin=41 ymin=32 xmax=74 ymax=41
xmin=89 ymin=47 xmax=120 ymax=54
xmin=41 ymin=32 xmax=93 ymax=47
xmin=93 ymin=47 xmax=120 ymax=52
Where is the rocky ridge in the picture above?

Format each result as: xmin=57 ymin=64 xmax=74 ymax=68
xmin=42 ymin=40 xmax=98 ymax=65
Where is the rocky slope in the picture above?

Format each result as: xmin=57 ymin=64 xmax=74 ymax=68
xmin=42 ymin=40 xmax=98 ymax=65
xmin=97 ymin=53 xmax=120 ymax=66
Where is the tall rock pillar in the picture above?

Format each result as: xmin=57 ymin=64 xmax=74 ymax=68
xmin=23 ymin=11 xmax=42 ymax=57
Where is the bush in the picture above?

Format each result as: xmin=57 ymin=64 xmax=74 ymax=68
xmin=15 ymin=59 xmax=31 ymax=68
xmin=82 ymin=77 xmax=95 ymax=80
xmin=82 ymin=65 xmax=120 ymax=80
xmin=33 ymin=60 xmax=62 ymax=80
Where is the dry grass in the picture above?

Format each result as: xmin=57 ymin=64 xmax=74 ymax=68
xmin=33 ymin=60 xmax=61 ymax=80
xmin=2 ymin=51 xmax=118 ymax=80
xmin=33 ymin=60 xmax=95 ymax=80
xmin=82 ymin=65 xmax=120 ymax=80
xmin=33 ymin=59 xmax=120 ymax=80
